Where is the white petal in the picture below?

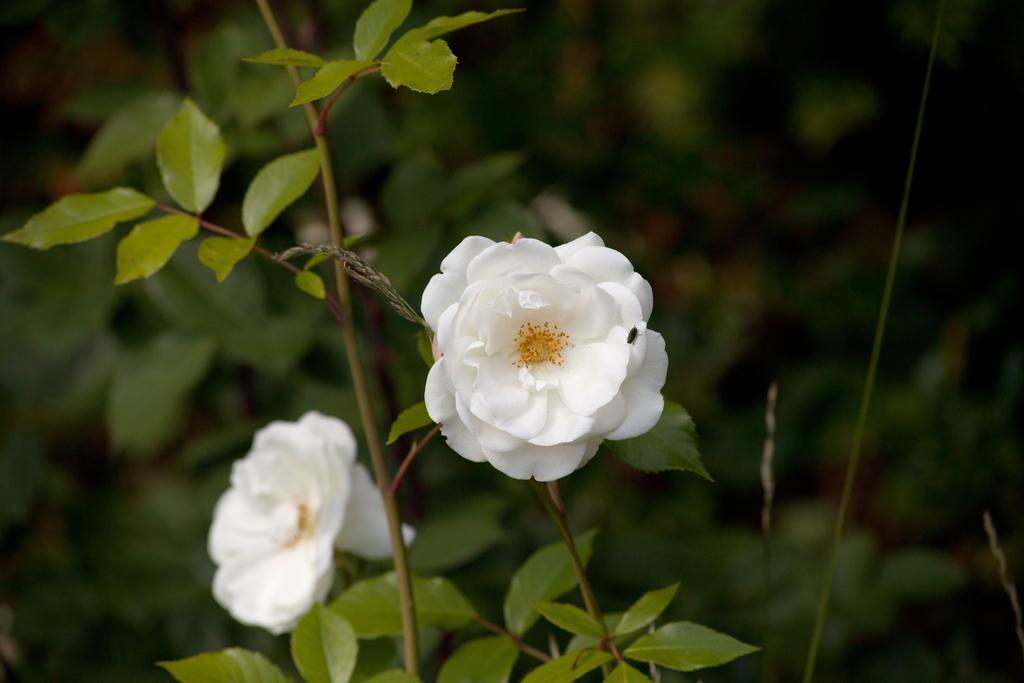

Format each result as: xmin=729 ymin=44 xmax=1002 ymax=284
xmin=623 ymin=272 xmax=654 ymax=321
xmin=439 ymin=415 xmax=488 ymax=463
xmin=422 ymin=273 xmax=464 ymax=333
xmin=441 ymin=235 xmax=495 ymax=275
xmin=471 ymin=389 xmax=549 ymax=441
xmin=468 ymin=355 xmax=546 ymax=439
xmin=297 ymin=410 xmax=357 ymax=464
xmin=424 ymin=359 xmax=456 ymax=423
xmin=554 ymin=231 xmax=604 ymax=262
xmin=562 ymin=284 xmax=621 ymax=343
xmin=208 ymin=488 xmax=278 ymax=564
xmin=465 ymin=239 xmax=560 ymax=283
xmin=435 ymin=302 xmax=460 ymax=353
xmin=557 ymin=335 xmax=629 ymax=416
xmin=597 ymin=282 xmax=644 ymax=329
xmin=454 ymin=395 xmax=523 ymax=453
xmin=518 ymin=289 xmax=549 ymax=309
xmin=605 ymin=329 xmax=668 ymax=440
xmin=528 ymin=395 xmax=594 ymax=446
xmin=251 ymin=420 xmax=323 ymax=464
xmin=483 ymin=439 xmax=597 ymax=481
xmin=422 ymin=237 xmax=496 ymax=330
xmin=212 ymin=541 xmax=330 ymax=634
xmin=335 ymin=464 xmax=394 ymax=560
xmin=231 ymin=446 xmax=320 ymax=503
xmin=565 ymin=245 xmax=636 ymax=286
xmin=591 ymin=392 xmax=627 ymax=435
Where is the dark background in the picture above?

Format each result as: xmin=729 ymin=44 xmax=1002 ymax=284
xmin=1 ymin=0 xmax=1022 ymax=681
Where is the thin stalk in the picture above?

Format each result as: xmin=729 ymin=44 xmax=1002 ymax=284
xmin=315 ymin=63 xmax=381 ymax=135
xmin=390 ymin=423 xmax=441 ymax=495
xmin=801 ymin=2 xmax=944 ymax=681
xmin=474 ymin=616 xmax=552 ymax=663
xmin=530 ymin=481 xmax=618 ymax=674
xmin=982 ymin=511 xmax=1024 ymax=663
xmin=252 ymin=0 xmax=419 ymax=673
xmin=760 ymin=380 xmax=778 ymax=683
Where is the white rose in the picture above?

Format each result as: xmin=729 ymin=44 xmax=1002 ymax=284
xmin=421 ymin=232 xmax=668 ymax=481
xmin=208 ymin=411 xmax=413 ymax=634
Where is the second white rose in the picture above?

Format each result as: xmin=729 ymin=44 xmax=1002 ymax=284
xmin=421 ymin=232 xmax=668 ymax=481
xmin=208 ymin=411 xmax=413 ymax=634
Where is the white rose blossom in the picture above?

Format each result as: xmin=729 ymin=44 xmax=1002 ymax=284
xmin=421 ymin=232 xmax=668 ymax=481
xmin=208 ymin=411 xmax=413 ymax=634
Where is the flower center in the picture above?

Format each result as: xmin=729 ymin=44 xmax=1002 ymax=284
xmin=513 ymin=321 xmax=572 ymax=368
xmin=285 ymin=502 xmax=314 ymax=547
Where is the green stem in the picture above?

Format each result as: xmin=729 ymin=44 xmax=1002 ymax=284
xmin=531 ymin=481 xmax=618 ymax=673
xmin=801 ymin=2 xmax=944 ymax=681
xmin=252 ymin=0 xmax=419 ymax=674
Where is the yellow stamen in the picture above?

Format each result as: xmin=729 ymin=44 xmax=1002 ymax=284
xmin=513 ymin=321 xmax=572 ymax=368
xmin=287 ymin=503 xmax=314 ymax=547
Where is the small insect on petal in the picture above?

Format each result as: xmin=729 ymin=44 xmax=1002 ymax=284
xmin=627 ymin=327 xmax=639 ymax=344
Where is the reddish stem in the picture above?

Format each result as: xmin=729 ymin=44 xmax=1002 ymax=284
xmin=389 ymin=423 xmax=441 ymax=496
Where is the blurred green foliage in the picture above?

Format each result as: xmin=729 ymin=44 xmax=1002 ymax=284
xmin=1 ymin=0 xmax=1022 ymax=681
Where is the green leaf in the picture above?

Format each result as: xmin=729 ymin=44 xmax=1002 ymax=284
xmin=504 ymin=529 xmax=597 ymax=635
xmin=349 ymin=639 xmax=396 ymax=683
xmin=566 ymin=614 xmax=622 ymax=654
xmin=415 ymin=330 xmax=434 ymax=367
xmin=521 ymin=650 xmax=612 ymax=683
xmin=354 ymin=0 xmax=412 ymax=60
xmin=245 ymin=48 xmax=326 ymax=68
xmin=291 ymin=60 xmax=377 ymax=106
xmin=386 ymin=402 xmax=431 ymax=444
xmin=156 ymin=98 xmax=226 ymax=213
xmin=622 ymin=622 xmax=758 ymax=672
xmin=107 ymin=333 xmax=215 ymax=455
xmin=115 ymin=214 xmax=198 ymax=284
xmin=437 ymin=637 xmax=518 ymax=683
xmin=614 ymin=583 xmax=679 ymax=636
xmin=363 ymin=673 xmax=419 ymax=683
xmin=242 ymin=149 xmax=320 ymax=237
xmin=291 ymin=605 xmax=358 ymax=683
xmin=158 ymin=647 xmax=290 ymax=683
xmin=2 ymin=187 xmax=153 ymax=249
xmin=330 ymin=573 xmax=475 ymax=638
xmin=198 ymin=236 xmax=255 ymax=282
xmin=305 ymin=252 xmax=329 ymax=270
xmin=295 ymin=270 xmax=326 ymax=300
xmin=409 ymin=497 xmax=504 ymax=574
xmin=605 ymin=401 xmax=711 ymax=480
xmin=603 ymin=663 xmax=654 ymax=683
xmin=535 ymin=602 xmax=603 ymax=638
xmin=397 ymin=10 xmax=522 ymax=44
xmin=380 ymin=38 xmax=456 ymax=94
xmin=77 ymin=91 xmax=180 ymax=183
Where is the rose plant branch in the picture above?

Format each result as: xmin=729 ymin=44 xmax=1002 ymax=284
xmin=278 ymin=243 xmax=430 ymax=331
xmin=153 ymin=203 xmax=348 ymax=326
xmin=314 ymin=63 xmax=382 ymax=136
xmin=530 ymin=480 xmax=621 ymax=672
xmin=473 ymin=615 xmax=552 ymax=663
xmin=252 ymin=0 xmax=421 ymax=673
xmin=390 ymin=423 xmax=441 ymax=496
xmin=2 ymin=3 xmax=769 ymax=678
